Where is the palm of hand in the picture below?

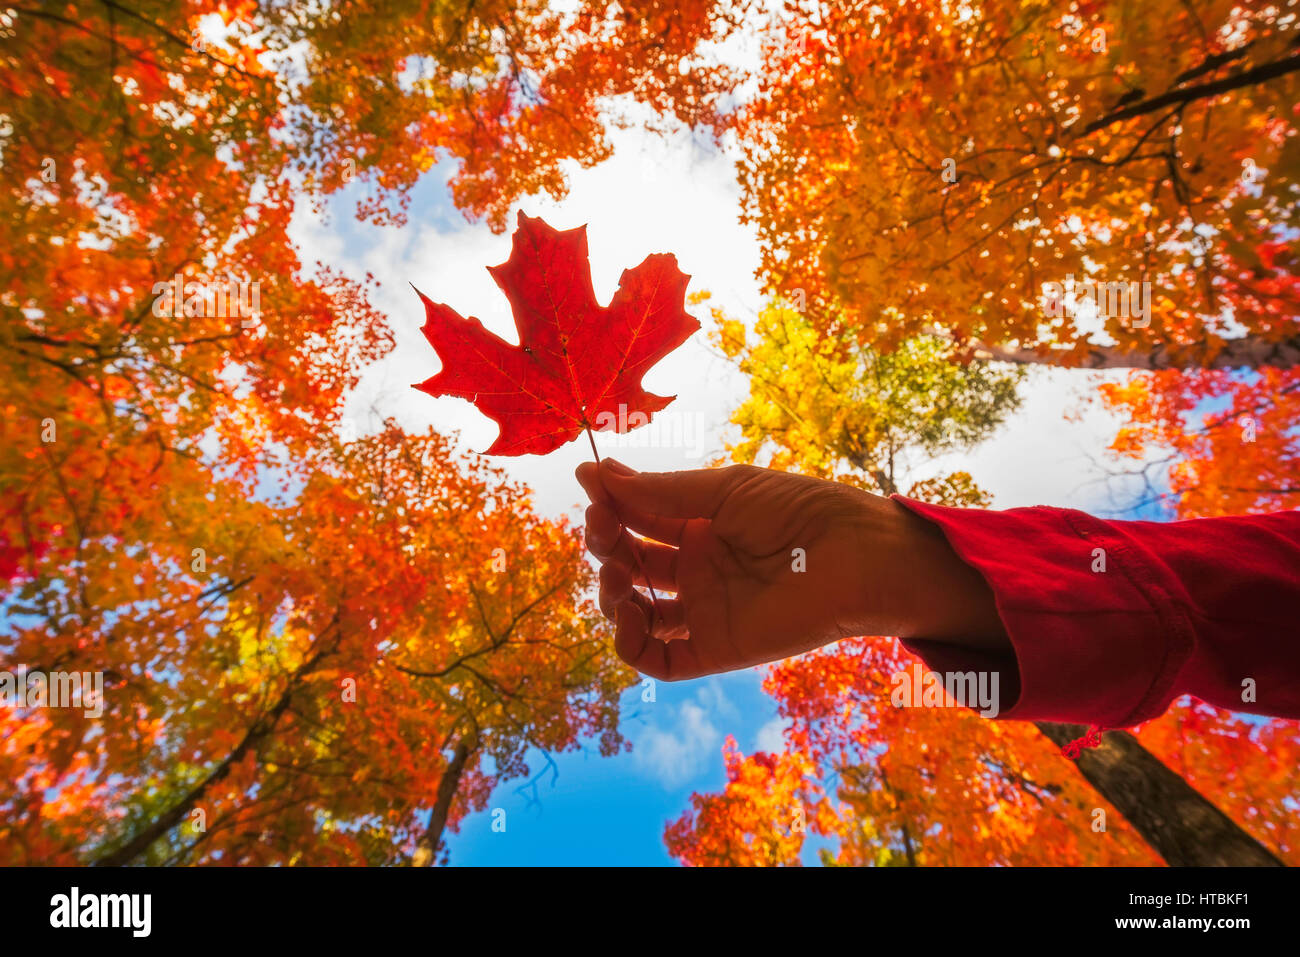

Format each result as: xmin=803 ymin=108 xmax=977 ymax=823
xmin=584 ymin=465 xmax=901 ymax=681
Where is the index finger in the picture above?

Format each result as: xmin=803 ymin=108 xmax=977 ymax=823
xmin=576 ymin=462 xmax=691 ymax=546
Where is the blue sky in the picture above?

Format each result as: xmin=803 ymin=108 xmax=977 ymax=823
xmin=444 ymin=671 xmax=798 ymax=865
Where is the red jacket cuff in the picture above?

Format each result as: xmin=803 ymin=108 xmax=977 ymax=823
xmin=890 ymin=495 xmax=1195 ymax=728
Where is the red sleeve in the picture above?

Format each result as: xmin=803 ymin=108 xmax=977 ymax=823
xmin=891 ymin=495 xmax=1300 ymax=729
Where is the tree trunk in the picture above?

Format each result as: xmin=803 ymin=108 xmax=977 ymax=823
xmin=968 ymin=332 xmax=1300 ymax=371
xmin=94 ymin=681 xmax=299 ymax=866
xmin=412 ymin=739 xmax=475 ymax=867
xmin=1035 ymin=722 xmax=1284 ymax=866
xmin=93 ymin=640 xmax=332 ymax=867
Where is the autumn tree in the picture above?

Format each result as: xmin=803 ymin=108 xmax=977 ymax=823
xmin=709 ymin=295 xmax=1024 ymax=496
xmin=331 ymin=426 xmax=630 ymax=866
xmin=1 ymin=424 xmax=630 ymax=866
xmin=732 ymin=0 xmax=1300 ymax=370
xmin=664 ymin=737 xmax=821 ymax=866
xmin=670 ymin=298 xmax=1290 ymax=866
xmin=1098 ymin=366 xmax=1300 ymax=518
xmin=276 ymin=0 xmax=748 ymax=230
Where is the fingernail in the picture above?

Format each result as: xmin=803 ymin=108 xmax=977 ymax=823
xmin=603 ymin=458 xmax=637 ymax=476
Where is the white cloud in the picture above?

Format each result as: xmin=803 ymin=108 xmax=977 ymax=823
xmin=754 ymin=717 xmax=787 ymax=754
xmin=920 ymin=365 xmax=1161 ymax=513
xmin=631 ymin=680 xmax=736 ymax=788
xmin=692 ymin=675 xmax=740 ymax=722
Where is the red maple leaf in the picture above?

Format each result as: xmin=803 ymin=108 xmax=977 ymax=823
xmin=413 ymin=212 xmax=699 ymax=455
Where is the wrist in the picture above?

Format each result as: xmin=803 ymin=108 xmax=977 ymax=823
xmin=886 ymin=498 xmax=1010 ymax=653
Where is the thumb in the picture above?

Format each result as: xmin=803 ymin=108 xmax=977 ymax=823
xmin=599 ymin=459 xmax=747 ymax=519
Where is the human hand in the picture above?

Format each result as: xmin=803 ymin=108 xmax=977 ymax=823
xmin=576 ymin=460 xmax=1006 ymax=680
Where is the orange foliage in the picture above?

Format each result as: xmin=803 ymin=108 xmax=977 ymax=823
xmin=1 ymin=2 xmax=681 ymax=863
xmin=664 ymin=736 xmax=821 ymax=866
xmin=730 ymin=0 xmax=1300 ymax=368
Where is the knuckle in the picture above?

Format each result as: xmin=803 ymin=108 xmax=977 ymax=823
xmin=723 ymin=463 xmax=763 ymax=488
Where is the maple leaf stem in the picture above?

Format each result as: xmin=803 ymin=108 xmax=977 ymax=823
xmin=583 ymin=425 xmax=661 ymax=623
